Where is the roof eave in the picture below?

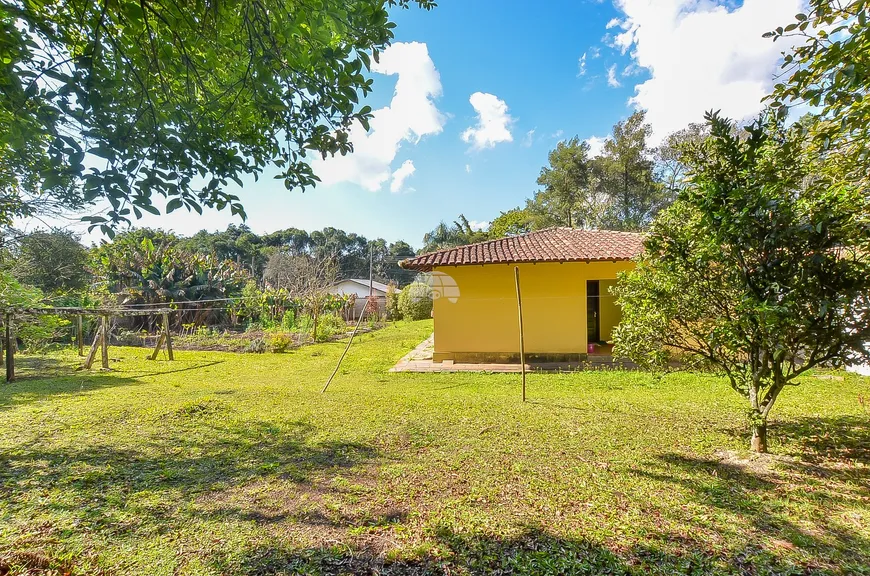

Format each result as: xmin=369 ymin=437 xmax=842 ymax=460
xmin=399 ymin=256 xmax=638 ymax=272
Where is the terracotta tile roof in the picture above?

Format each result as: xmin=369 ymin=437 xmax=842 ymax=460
xmin=400 ymin=228 xmax=645 ymax=271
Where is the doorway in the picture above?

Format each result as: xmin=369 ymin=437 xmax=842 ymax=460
xmin=587 ymin=280 xmax=600 ymax=344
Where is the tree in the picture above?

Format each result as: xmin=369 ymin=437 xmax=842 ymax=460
xmin=530 ymin=137 xmax=597 ymax=228
xmin=91 ymin=229 xmax=250 ymax=327
xmin=655 ymin=123 xmax=708 ymax=202
xmin=385 ymin=282 xmax=401 ymax=319
xmin=310 ymin=228 xmax=369 ymax=279
xmin=0 ymin=0 xmax=434 ymax=232
xmin=398 ymin=281 xmax=432 ymax=320
xmin=9 ymin=229 xmax=89 ymax=294
xmin=421 ymin=215 xmax=487 ymax=253
xmin=273 ymin=253 xmax=339 ymax=342
xmin=385 ymin=241 xmax=416 ymax=285
xmin=613 ymin=111 xmax=870 ymax=452
xmin=488 ymin=208 xmax=534 ymax=238
xmin=264 ymin=252 xmax=337 ymax=296
xmin=592 ymin=111 xmax=665 ymax=231
xmin=182 ymin=224 xmax=265 ymax=277
xmin=767 ymin=1 xmax=869 ymax=192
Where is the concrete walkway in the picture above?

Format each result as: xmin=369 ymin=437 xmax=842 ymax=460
xmin=390 ymin=333 xmax=636 ymax=373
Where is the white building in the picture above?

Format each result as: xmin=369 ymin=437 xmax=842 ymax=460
xmin=329 ymin=278 xmax=390 ymax=319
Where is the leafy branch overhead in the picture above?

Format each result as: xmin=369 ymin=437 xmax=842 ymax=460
xmin=766 ymin=0 xmax=869 ymax=187
xmin=0 ymin=0 xmax=434 ymax=233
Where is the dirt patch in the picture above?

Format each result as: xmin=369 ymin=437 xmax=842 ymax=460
xmin=713 ymin=449 xmax=800 ymax=476
xmin=195 ymin=464 xmax=412 ymax=549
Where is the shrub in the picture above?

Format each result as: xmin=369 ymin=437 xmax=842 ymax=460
xmin=294 ymin=314 xmax=314 ymax=335
xmin=246 ymin=337 xmax=266 ymax=353
xmin=268 ymin=332 xmax=292 ymax=353
xmin=385 ymin=283 xmax=401 ymax=320
xmin=398 ymin=282 xmax=433 ymax=321
xmin=316 ymin=313 xmax=347 ymax=342
xmin=281 ymin=309 xmax=296 ymax=331
xmin=293 ymin=312 xmax=346 ymax=342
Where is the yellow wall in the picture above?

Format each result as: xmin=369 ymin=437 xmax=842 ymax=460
xmin=430 ymin=261 xmax=634 ymax=360
xmin=598 ymin=279 xmax=621 ymax=343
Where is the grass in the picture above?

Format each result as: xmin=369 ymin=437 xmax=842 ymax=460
xmin=0 ymin=319 xmax=868 ymax=575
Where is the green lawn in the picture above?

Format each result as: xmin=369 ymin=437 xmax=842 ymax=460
xmin=1 ymin=320 xmax=868 ymax=575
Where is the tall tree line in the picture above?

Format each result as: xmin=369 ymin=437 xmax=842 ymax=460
xmin=1 ymin=224 xmax=420 ymax=312
xmin=423 ymin=110 xmax=705 ymax=251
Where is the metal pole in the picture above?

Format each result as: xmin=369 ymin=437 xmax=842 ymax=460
xmin=514 ymin=267 xmax=526 ymax=402
xmin=5 ymin=313 xmax=14 ymax=383
xmin=322 ymin=305 xmax=368 ymax=394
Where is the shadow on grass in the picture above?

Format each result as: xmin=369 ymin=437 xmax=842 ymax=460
xmin=0 ymin=359 xmax=227 ymax=410
xmin=765 ymin=414 xmax=870 ymax=466
xmin=6 ymin=354 xmax=83 ymax=380
xmin=213 ymin=524 xmax=839 ymax=575
xmin=0 ymin=418 xmax=378 ymax=538
xmin=630 ymin=417 xmax=870 ymax=571
xmin=0 ymin=373 xmax=142 ymax=411
xmin=123 ymin=359 xmax=226 ymax=379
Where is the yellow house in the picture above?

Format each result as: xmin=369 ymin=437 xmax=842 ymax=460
xmin=399 ymin=228 xmax=644 ymax=363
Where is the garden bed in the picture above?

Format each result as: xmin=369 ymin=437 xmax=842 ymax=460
xmin=111 ymin=323 xmax=385 ymax=353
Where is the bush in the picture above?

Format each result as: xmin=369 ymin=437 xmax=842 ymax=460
xmin=246 ymin=337 xmax=266 ymax=353
xmin=294 ymin=314 xmax=314 ymax=335
xmin=294 ymin=312 xmax=347 ymax=342
xmin=398 ymin=282 xmax=433 ymax=321
xmin=281 ymin=309 xmax=296 ymax=331
xmin=316 ymin=313 xmax=347 ymax=342
xmin=268 ymin=332 xmax=292 ymax=353
xmin=385 ymin=283 xmax=401 ymax=320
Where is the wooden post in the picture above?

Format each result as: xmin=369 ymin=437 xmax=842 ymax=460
xmin=83 ymin=324 xmax=102 ymax=369
xmin=5 ymin=313 xmax=14 ymax=383
xmin=162 ymin=312 xmax=174 ymax=361
xmin=76 ymin=315 xmax=84 ymax=356
xmin=100 ymin=315 xmax=109 ymax=369
xmin=514 ymin=267 xmax=526 ymax=402
xmin=149 ymin=333 xmax=166 ymax=360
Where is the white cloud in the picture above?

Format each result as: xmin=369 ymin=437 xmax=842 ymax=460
xmin=589 ymin=46 xmax=601 ymax=58
xmin=461 ymin=92 xmax=514 ymax=150
xmin=578 ymin=53 xmax=587 ymax=77
xmin=585 ymin=135 xmax=611 ymax=157
xmin=468 ymin=220 xmax=490 ymax=231
xmin=390 ymin=159 xmax=416 ymax=193
xmin=551 ymin=129 xmax=564 ymax=139
xmin=606 ymin=17 xmax=622 ymax=29
xmin=523 ymin=129 xmax=536 ymax=147
xmin=312 ymin=42 xmax=444 ymax=191
xmin=622 ymin=63 xmax=642 ymax=77
xmin=607 ymin=64 xmax=621 ymax=87
xmin=611 ymin=0 xmax=803 ymax=142
xmin=465 ymin=164 xmax=471 ymax=173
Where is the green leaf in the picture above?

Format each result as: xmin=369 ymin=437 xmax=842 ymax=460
xmin=166 ymin=198 xmax=184 ymax=213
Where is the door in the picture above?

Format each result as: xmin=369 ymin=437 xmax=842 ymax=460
xmin=587 ymin=280 xmax=600 ymax=344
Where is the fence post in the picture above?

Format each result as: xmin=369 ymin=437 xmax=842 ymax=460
xmin=162 ymin=312 xmax=174 ymax=361
xmin=76 ymin=315 xmax=84 ymax=356
xmin=83 ymin=323 xmax=101 ymax=369
xmin=100 ymin=315 xmax=109 ymax=369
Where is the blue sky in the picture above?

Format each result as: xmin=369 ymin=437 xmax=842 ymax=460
xmin=34 ymin=0 xmax=805 ymax=249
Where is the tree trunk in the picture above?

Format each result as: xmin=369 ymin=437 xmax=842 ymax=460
xmin=751 ymin=422 xmax=768 ymax=453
